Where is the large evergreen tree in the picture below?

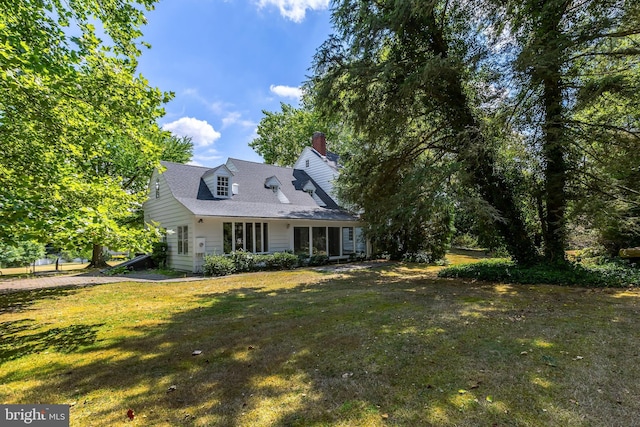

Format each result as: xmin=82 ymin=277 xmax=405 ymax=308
xmin=311 ymin=0 xmax=538 ymax=264
xmin=309 ymin=0 xmax=639 ymax=265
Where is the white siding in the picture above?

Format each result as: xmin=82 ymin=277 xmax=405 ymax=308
xmin=192 ymin=218 xmax=226 ymax=272
xmin=144 ymin=170 xmax=195 ymax=272
xmin=268 ymin=221 xmax=290 ymax=253
xmin=294 ymin=148 xmax=339 ymax=203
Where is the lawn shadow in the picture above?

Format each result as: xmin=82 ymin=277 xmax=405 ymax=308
xmin=0 ymin=319 xmax=103 ymax=365
xmin=3 ymin=265 xmax=640 ymax=425
xmin=0 ymin=286 xmax=82 ymax=314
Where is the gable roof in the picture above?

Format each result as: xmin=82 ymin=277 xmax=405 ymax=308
xmin=294 ymin=146 xmax=341 ymax=172
xmin=158 ymin=160 xmax=358 ymax=221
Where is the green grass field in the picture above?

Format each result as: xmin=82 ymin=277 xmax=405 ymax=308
xmin=1 ymin=252 xmax=639 ymax=426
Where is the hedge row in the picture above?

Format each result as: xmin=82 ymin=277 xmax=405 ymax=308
xmin=203 ymin=251 xmax=299 ymax=276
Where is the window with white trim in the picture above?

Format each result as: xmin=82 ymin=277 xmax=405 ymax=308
xmin=223 ymin=222 xmax=269 ymax=253
xmin=177 ymin=225 xmax=189 ymax=255
xmin=216 ymin=176 xmax=229 ymax=197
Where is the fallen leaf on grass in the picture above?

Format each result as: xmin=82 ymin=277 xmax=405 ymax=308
xmin=167 ymin=385 xmax=177 ymax=392
xmin=192 ymin=350 xmax=202 ymax=356
xmin=127 ymin=409 xmax=135 ymax=420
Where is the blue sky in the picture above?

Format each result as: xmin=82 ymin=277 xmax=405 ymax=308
xmin=135 ymin=0 xmax=333 ymax=167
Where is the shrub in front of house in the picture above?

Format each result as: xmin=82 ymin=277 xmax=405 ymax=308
xmin=264 ymin=252 xmax=299 ymax=270
xmin=230 ymin=250 xmax=256 ymax=272
xmin=203 ymin=251 xmax=300 ymax=276
xmin=308 ymin=254 xmax=329 ymax=266
xmin=202 ymin=254 xmax=236 ymax=276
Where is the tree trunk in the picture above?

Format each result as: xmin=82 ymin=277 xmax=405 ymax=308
xmin=536 ymin=4 xmax=568 ymax=264
xmin=443 ymin=76 xmax=539 ymax=265
xmin=542 ymin=76 xmax=567 ymax=263
xmin=88 ymin=243 xmax=108 ymax=268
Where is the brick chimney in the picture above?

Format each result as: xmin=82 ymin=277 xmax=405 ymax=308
xmin=311 ymin=132 xmax=327 ymax=156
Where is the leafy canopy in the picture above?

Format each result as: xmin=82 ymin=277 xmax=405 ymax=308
xmin=0 ymin=0 xmax=188 ymax=258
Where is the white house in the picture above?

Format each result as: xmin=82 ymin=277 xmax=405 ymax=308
xmin=143 ymin=133 xmax=368 ymax=272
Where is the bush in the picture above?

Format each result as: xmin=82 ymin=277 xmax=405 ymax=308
xmin=308 ymin=254 xmax=329 ymax=266
xmin=402 ymin=252 xmax=432 ymax=263
xmin=203 ymin=252 xmax=299 ymax=276
xmin=451 ymin=233 xmax=480 ymax=249
xmin=348 ymin=252 xmax=367 ymax=262
xmin=151 ymin=241 xmax=168 ymax=268
xmin=265 ymin=252 xmax=298 ymax=270
xmin=438 ymin=259 xmax=640 ymax=288
xmin=203 ymin=254 xmax=235 ymax=276
xmin=230 ymin=250 xmax=256 ymax=272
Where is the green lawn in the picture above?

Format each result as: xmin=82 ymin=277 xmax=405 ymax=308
xmin=1 ymin=253 xmax=639 ymax=426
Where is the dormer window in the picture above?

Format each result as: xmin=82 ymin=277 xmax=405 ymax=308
xmin=305 ymin=159 xmax=309 ymax=168
xmin=265 ymin=176 xmax=281 ymax=193
xmin=155 ymin=178 xmax=160 ymax=199
xmin=217 ymin=176 xmax=229 ymax=197
xmin=303 ymin=180 xmax=316 ymax=196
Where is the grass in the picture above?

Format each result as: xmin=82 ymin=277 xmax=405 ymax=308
xmin=0 ymin=262 xmax=91 ymax=277
xmin=1 ymin=251 xmax=640 ymax=426
xmin=0 ymin=261 xmax=133 ymax=278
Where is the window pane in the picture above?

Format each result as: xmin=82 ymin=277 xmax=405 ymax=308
xmin=294 ymin=227 xmax=309 ymax=256
xmin=223 ymin=222 xmax=232 ymax=254
xmin=246 ymin=223 xmax=253 ymax=253
xmin=235 ymin=222 xmax=244 ymax=251
xmin=183 ymin=226 xmax=189 ymax=254
xmin=263 ymin=223 xmax=269 ymax=252
xmin=177 ymin=226 xmax=183 ymax=254
xmin=312 ymin=227 xmax=327 ymax=255
xmin=342 ymin=227 xmax=354 ymax=254
xmin=217 ymin=176 xmax=228 ymax=197
xmin=328 ymin=227 xmax=340 ymax=257
xmin=255 ymin=223 xmax=262 ymax=252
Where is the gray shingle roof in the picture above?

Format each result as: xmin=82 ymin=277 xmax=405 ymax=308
xmin=159 ymin=160 xmax=358 ymax=222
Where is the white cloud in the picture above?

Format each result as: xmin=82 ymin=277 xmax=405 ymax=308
xmin=269 ymin=84 xmax=303 ymax=99
xmin=257 ymin=0 xmax=329 ymax=23
xmin=162 ymin=117 xmax=221 ymax=147
xmin=222 ymin=112 xmax=256 ymax=129
xmin=222 ymin=112 xmax=242 ymax=128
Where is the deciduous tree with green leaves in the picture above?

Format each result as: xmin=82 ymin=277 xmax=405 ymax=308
xmin=0 ymin=0 xmax=188 ymax=267
xmin=250 ymin=101 xmax=348 ymax=167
